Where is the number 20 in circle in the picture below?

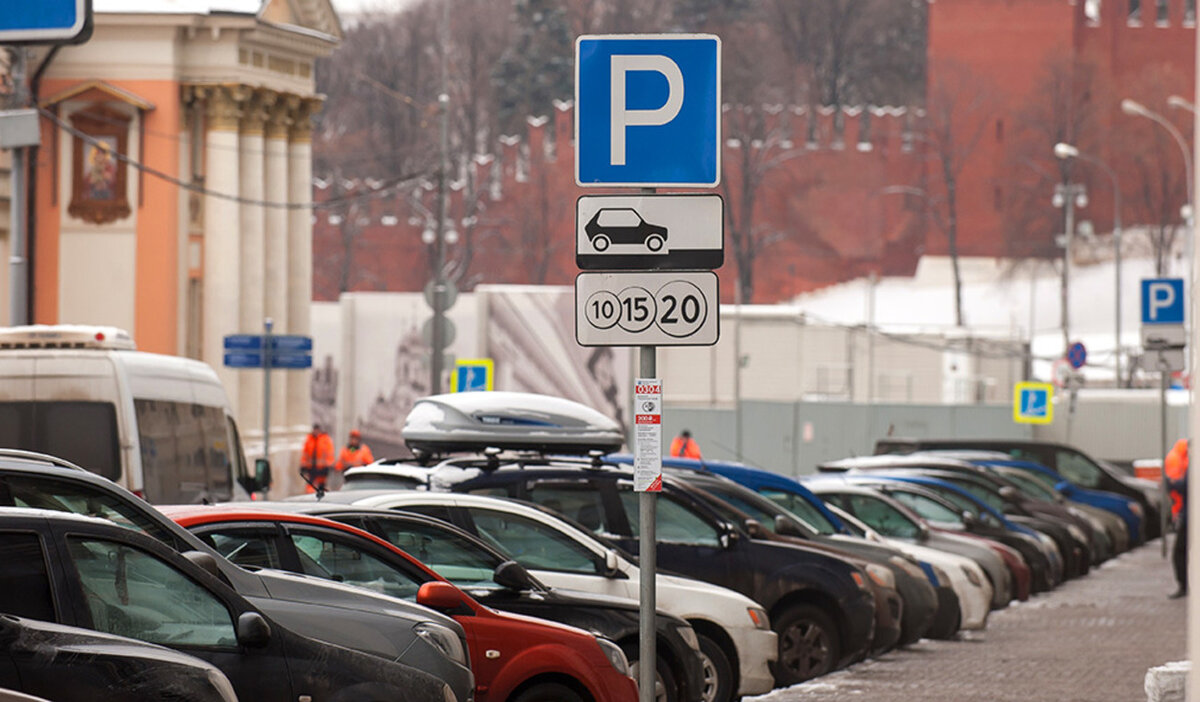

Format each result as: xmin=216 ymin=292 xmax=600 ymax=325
xmin=655 ymin=280 xmax=707 ymax=338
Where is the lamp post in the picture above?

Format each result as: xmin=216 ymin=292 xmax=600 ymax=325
xmin=1052 ymin=182 xmax=1088 ymax=354
xmin=1122 ymin=99 xmax=1195 ymax=271
xmin=1055 ymin=142 xmax=1124 ymax=386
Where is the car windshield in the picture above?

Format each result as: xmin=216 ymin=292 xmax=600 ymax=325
xmin=371 ymin=518 xmax=510 ymax=591
xmin=887 ymin=489 xmax=964 ymax=525
xmin=701 ymin=483 xmax=817 ymax=536
xmin=939 ymin=477 xmax=1009 ymax=513
xmin=757 ymin=488 xmax=839 ymax=535
xmin=998 ymin=470 xmax=1059 ymax=501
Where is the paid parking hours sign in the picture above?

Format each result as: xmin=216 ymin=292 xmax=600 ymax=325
xmin=634 ymin=379 xmax=663 ymax=492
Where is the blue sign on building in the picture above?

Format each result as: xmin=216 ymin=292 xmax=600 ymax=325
xmin=0 ymin=0 xmax=92 ymax=44
xmin=576 ymin=34 xmax=721 ymax=187
xmin=1141 ymin=278 xmax=1185 ymax=325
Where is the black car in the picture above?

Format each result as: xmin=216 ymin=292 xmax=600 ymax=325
xmin=0 ymin=614 xmax=239 ymax=702
xmin=0 ymin=450 xmax=473 ymax=699
xmin=585 ymin=208 xmax=668 ymax=251
xmin=417 ymin=456 xmax=877 ymax=686
xmin=0 ymin=509 xmax=456 ymax=702
xmin=672 ymin=469 xmax=950 ymax=644
xmin=874 ymin=438 xmax=1162 ymax=538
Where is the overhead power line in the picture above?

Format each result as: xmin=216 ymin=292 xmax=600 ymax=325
xmin=38 ymin=107 xmax=429 ymax=211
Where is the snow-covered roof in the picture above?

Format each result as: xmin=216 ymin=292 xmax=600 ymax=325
xmin=94 ymin=0 xmax=263 ymax=14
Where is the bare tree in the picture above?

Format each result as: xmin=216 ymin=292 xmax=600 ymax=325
xmin=917 ymin=59 xmax=995 ymax=326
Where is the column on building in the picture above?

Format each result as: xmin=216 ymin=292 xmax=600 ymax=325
xmin=237 ymin=89 xmax=269 ymax=429
xmin=287 ymin=97 xmax=320 ymax=431
xmin=263 ymin=95 xmax=292 ymax=434
xmin=200 ymin=84 xmax=246 ymax=403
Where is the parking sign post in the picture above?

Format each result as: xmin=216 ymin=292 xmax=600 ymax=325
xmin=1140 ymin=277 xmax=1185 ymax=557
xmin=575 ymin=35 xmax=720 ymax=702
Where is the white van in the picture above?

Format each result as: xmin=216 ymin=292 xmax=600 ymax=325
xmin=0 ymin=325 xmax=269 ymax=503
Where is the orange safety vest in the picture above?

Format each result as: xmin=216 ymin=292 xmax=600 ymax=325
xmin=300 ymin=432 xmax=335 ymax=491
xmin=1165 ymin=439 xmax=1188 ymax=520
xmin=337 ymin=444 xmax=375 ymax=472
xmin=669 ymin=436 xmax=702 ymax=459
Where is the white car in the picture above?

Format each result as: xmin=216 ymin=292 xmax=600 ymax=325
xmin=303 ymin=486 xmax=778 ymax=702
xmin=826 ymin=504 xmax=993 ymax=631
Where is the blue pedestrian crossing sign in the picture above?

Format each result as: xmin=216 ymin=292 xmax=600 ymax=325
xmin=1013 ymin=382 xmax=1054 ymax=425
xmin=576 ymin=34 xmax=721 ymax=187
xmin=451 ymin=359 xmax=494 ymax=393
xmin=1141 ymin=278 xmax=1185 ymax=325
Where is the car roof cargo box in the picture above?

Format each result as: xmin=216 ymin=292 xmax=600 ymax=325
xmin=402 ymin=392 xmax=625 ymax=456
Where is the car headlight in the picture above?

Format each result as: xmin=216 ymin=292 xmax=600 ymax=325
xmin=1130 ymin=503 xmax=1144 ymax=518
xmin=888 ymin=555 xmax=927 ymax=580
xmin=596 ymin=637 xmax=631 ymax=676
xmin=414 ymin=622 xmax=468 ymax=667
xmin=960 ymin=564 xmax=982 ymax=587
xmin=675 ymin=624 xmax=700 ymax=651
xmin=1066 ymin=524 xmax=1088 ymax=544
xmin=864 ymin=563 xmax=896 ymax=589
xmin=746 ymin=606 xmax=770 ymax=630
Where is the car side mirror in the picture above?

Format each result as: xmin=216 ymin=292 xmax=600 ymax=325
xmin=960 ymin=511 xmax=979 ymax=528
xmin=183 ymin=550 xmax=223 ymax=580
xmin=493 ymin=560 xmax=535 ymax=591
xmin=603 ymin=549 xmax=622 ymax=578
xmin=998 ymin=486 xmax=1019 ymax=501
xmin=416 ymin=581 xmax=464 ymax=610
xmin=917 ymin=523 xmax=931 ymax=541
xmin=255 ymin=458 xmax=272 ymax=491
xmin=236 ymin=612 xmax=272 ymax=648
xmin=773 ymin=515 xmax=807 ymax=538
xmin=743 ymin=518 xmax=766 ymax=538
xmin=718 ymin=522 xmax=740 ymax=549
xmin=1054 ymin=480 xmax=1074 ymax=495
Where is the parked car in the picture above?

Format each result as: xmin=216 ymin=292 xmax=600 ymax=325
xmin=288 ymin=492 xmax=774 ymax=702
xmin=0 ymin=509 xmax=459 ymax=702
xmin=163 ymin=504 xmax=638 ymax=702
xmin=0 ymin=614 xmax=239 ymax=702
xmin=0 ymin=449 xmax=474 ymax=700
xmin=874 ymin=438 xmax=1161 ymax=538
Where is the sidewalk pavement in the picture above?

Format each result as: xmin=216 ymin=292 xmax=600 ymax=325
xmin=750 ymin=539 xmax=1187 ymax=702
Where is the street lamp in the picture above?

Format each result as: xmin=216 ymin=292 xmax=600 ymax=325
xmin=1167 ymin=95 xmax=1197 ymax=114
xmin=1121 ymin=99 xmax=1194 ymax=220
xmin=1055 ymin=142 xmax=1124 ymax=386
xmin=1052 ymin=182 xmax=1088 ymax=354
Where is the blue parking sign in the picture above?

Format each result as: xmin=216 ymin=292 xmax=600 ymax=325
xmin=1141 ymin=278 xmax=1185 ymax=325
xmin=576 ymin=34 xmax=721 ymax=187
xmin=0 ymin=0 xmax=92 ymax=44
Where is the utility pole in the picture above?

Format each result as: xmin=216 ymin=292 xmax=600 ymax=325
xmin=429 ymin=0 xmax=450 ymax=394
xmin=6 ymin=49 xmax=32 ymax=326
xmin=1054 ymin=183 xmax=1087 ymax=354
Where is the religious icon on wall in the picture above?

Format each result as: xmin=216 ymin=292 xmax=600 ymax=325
xmin=69 ymin=105 xmax=131 ymax=225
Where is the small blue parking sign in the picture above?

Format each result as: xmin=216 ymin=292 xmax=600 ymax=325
xmin=1141 ymin=278 xmax=1185 ymax=325
xmin=576 ymin=34 xmax=721 ymax=187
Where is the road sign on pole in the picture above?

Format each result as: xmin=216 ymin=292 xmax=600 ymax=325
xmin=576 ymin=34 xmax=721 ymax=187
xmin=451 ymin=359 xmax=494 ymax=393
xmin=1141 ymin=278 xmax=1185 ymax=325
xmin=576 ymin=271 xmax=720 ymax=346
xmin=1067 ymin=341 xmax=1087 ymax=369
xmin=1013 ymin=382 xmax=1054 ymax=424
xmin=576 ymin=194 xmax=724 ymax=270
xmin=223 ymin=334 xmax=313 ymax=369
xmin=0 ymin=0 xmax=93 ymax=44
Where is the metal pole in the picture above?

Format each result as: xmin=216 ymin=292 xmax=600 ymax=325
xmin=429 ymin=0 xmax=450 ymax=394
xmin=263 ymin=318 xmax=273 ymax=472
xmin=867 ymin=271 xmax=877 ymax=403
xmin=1161 ymin=360 xmax=1169 ymax=558
xmin=1061 ymin=186 xmax=1075 ymax=353
xmin=8 ymin=50 xmax=27 ymax=326
xmin=638 ymin=345 xmax=657 ymax=702
xmin=733 ymin=284 xmax=742 ymax=461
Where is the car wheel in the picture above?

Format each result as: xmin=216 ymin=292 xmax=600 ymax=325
xmin=772 ymin=604 xmax=840 ymax=685
xmin=697 ymin=634 xmax=735 ymax=702
xmin=624 ymin=645 xmax=678 ymax=702
xmin=646 ymin=234 xmax=664 ymax=251
xmin=593 ymin=235 xmax=611 ymax=251
xmin=512 ymin=682 xmax=585 ymax=702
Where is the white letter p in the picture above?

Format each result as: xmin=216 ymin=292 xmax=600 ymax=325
xmin=610 ymin=54 xmax=684 ymax=166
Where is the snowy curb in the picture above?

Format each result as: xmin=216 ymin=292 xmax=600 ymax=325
xmin=1145 ymin=660 xmax=1189 ymax=702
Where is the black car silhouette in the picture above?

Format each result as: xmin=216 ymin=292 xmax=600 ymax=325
xmin=585 ymin=208 xmax=668 ymax=251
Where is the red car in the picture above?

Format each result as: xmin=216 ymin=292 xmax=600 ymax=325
xmin=161 ymin=505 xmax=638 ymax=702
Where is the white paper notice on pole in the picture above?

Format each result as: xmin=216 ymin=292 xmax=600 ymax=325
xmin=634 ymin=378 xmax=663 ymax=492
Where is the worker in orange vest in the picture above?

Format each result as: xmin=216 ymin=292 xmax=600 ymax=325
xmin=337 ymin=429 xmax=375 ymax=478
xmin=1165 ymin=438 xmax=1188 ymax=598
xmin=300 ymin=423 xmax=335 ymax=495
xmin=669 ymin=429 xmax=702 ymax=459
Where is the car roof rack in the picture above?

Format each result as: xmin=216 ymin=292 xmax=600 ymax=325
xmin=0 ymin=449 xmax=88 ymax=472
xmin=402 ymin=392 xmax=625 ymax=458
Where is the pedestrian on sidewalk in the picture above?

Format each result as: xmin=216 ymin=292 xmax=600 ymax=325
xmin=1165 ymin=438 xmax=1188 ymax=598
xmin=300 ymin=423 xmax=335 ymax=495
xmin=669 ymin=429 xmax=702 ymax=459
xmin=333 ymin=429 xmax=374 ymax=490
